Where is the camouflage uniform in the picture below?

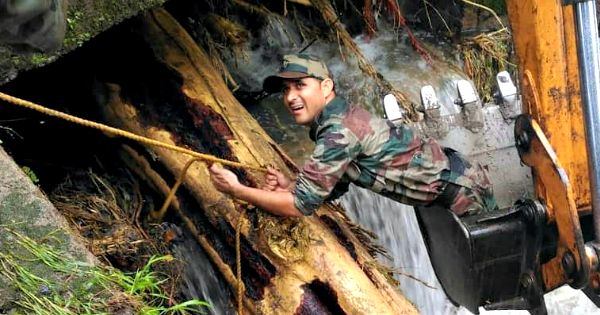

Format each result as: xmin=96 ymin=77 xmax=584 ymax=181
xmin=263 ymin=54 xmax=497 ymax=217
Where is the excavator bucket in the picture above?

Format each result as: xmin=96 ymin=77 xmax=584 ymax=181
xmin=415 ymin=200 xmax=550 ymax=314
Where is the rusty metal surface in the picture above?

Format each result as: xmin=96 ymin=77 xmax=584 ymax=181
xmin=507 ymin=0 xmax=591 ymax=213
xmin=515 ymin=115 xmax=589 ymax=290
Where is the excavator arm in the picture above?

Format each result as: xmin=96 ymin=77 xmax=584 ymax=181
xmin=413 ymin=0 xmax=600 ymax=313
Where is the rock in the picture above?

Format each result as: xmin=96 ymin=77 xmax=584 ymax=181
xmin=0 ymin=145 xmax=132 ymax=314
xmin=0 ymin=0 xmax=167 ymax=85
xmin=0 ymin=0 xmax=67 ymax=52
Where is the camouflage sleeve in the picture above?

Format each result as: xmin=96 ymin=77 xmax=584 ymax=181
xmin=293 ymin=121 xmax=361 ymax=215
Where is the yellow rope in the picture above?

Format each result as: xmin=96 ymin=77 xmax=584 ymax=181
xmin=0 ymin=91 xmax=251 ymax=314
xmin=0 ymin=92 xmax=267 ymax=173
xmin=236 ymin=208 xmax=246 ymax=315
xmin=154 ymin=157 xmax=203 ymax=221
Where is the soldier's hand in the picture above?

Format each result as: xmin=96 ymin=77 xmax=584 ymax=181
xmin=209 ymin=164 xmax=241 ymax=196
xmin=263 ymin=166 xmax=293 ymax=191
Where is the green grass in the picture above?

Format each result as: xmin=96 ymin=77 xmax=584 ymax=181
xmin=20 ymin=166 xmax=39 ymax=184
xmin=0 ymin=228 xmax=210 ymax=315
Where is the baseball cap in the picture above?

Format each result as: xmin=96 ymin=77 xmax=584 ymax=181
xmin=263 ymin=54 xmax=331 ymax=93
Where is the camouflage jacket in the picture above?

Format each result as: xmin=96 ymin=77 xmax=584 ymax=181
xmin=292 ymin=96 xmax=497 ymax=216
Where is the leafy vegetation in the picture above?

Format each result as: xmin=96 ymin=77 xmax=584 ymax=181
xmin=21 ymin=166 xmax=39 ymax=184
xmin=0 ymin=227 xmax=210 ymax=315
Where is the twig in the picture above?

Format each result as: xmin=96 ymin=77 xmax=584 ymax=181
xmin=131 ymin=182 xmax=160 ymax=253
xmin=422 ymin=0 xmax=452 ymax=35
xmin=363 ymin=0 xmax=377 ymax=40
xmin=298 ymin=37 xmax=318 ymax=53
xmin=0 ymin=125 xmax=23 ymax=139
xmin=422 ymin=0 xmax=433 ymax=32
xmin=462 ymin=0 xmax=506 ymax=31
xmin=292 ymin=7 xmax=309 ymax=43
xmin=383 ymin=0 xmax=434 ymax=65
xmin=133 ymin=183 xmax=151 ymax=241
xmin=0 ymin=118 xmax=27 ymax=122
xmin=231 ymin=0 xmax=275 ymax=17
xmin=396 ymin=270 xmax=437 ymax=289
xmin=168 ymin=272 xmax=182 ymax=309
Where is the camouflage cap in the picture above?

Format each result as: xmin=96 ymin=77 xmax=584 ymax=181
xmin=263 ymin=54 xmax=331 ymax=93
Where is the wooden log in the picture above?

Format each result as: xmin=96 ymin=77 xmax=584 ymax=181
xmin=96 ymin=8 xmax=420 ymax=315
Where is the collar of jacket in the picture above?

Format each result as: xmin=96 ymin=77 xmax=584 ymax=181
xmin=309 ymin=96 xmax=348 ymax=141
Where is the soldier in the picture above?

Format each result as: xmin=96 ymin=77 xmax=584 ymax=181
xmin=209 ymin=54 xmax=497 ymax=217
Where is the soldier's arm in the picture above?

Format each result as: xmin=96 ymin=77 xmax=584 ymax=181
xmin=233 ymin=184 xmax=303 ymax=217
xmin=209 ymin=164 xmax=303 ymax=217
xmin=293 ymin=122 xmax=361 ymax=215
xmin=210 ymin=121 xmax=359 ymax=216
xmin=263 ymin=166 xmax=296 ymax=191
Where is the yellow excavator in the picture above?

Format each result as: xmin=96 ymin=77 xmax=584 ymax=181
xmin=412 ymin=0 xmax=600 ymax=313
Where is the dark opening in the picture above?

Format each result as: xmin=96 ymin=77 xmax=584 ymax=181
xmin=295 ymin=279 xmax=348 ymax=315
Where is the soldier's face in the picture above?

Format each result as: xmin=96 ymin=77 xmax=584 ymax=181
xmin=282 ymin=77 xmax=329 ymax=126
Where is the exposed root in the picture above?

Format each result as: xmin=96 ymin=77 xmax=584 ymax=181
xmin=462 ymin=0 xmax=506 ymax=30
xmin=206 ymin=13 xmax=250 ymax=46
xmin=380 ymin=0 xmax=434 ymax=65
xmin=292 ymin=7 xmax=310 ymax=43
xmin=232 ymin=0 xmax=276 ymax=17
xmin=321 ymin=202 xmax=435 ymax=293
xmin=365 ymin=258 xmax=437 ymax=290
xmin=420 ymin=0 xmax=453 ymax=36
xmin=205 ymin=30 xmax=240 ymax=90
xmin=363 ymin=0 xmax=377 ymax=41
xmin=324 ymin=202 xmax=392 ymax=261
xmin=394 ymin=269 xmax=437 ymax=290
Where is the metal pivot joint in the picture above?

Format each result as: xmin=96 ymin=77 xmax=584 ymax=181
xmin=515 ymin=114 xmax=590 ymax=289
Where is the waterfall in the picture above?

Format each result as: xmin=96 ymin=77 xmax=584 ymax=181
xmin=173 ymin=237 xmax=236 ymax=315
xmin=340 ymin=185 xmax=600 ymax=315
xmin=340 ymin=185 xmax=451 ymax=315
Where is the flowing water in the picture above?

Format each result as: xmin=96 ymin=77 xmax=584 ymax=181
xmin=340 ymin=186 xmax=600 ymax=315
xmin=173 ymin=236 xmax=236 ymax=315
xmin=173 ymin=18 xmax=600 ymax=315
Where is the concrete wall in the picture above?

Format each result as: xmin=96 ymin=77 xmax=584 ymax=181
xmin=0 ymin=145 xmax=101 ymax=311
